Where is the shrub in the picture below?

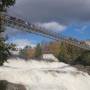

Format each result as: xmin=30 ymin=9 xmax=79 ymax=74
xmin=75 ymin=51 xmax=90 ymax=66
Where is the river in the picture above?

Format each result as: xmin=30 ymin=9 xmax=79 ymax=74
xmin=0 ymin=58 xmax=90 ymax=90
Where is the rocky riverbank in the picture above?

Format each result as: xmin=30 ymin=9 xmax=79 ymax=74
xmin=0 ymin=80 xmax=26 ymax=90
xmin=73 ymin=65 xmax=90 ymax=75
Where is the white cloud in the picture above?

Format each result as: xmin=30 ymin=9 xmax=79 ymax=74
xmin=12 ymin=39 xmax=36 ymax=49
xmin=37 ymin=22 xmax=66 ymax=32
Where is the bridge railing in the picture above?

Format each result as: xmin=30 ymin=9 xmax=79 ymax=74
xmin=2 ymin=13 xmax=90 ymax=50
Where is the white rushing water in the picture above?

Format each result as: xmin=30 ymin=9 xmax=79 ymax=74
xmin=0 ymin=58 xmax=90 ymax=90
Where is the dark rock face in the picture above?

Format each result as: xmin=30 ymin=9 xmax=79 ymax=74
xmin=0 ymin=80 xmax=26 ymax=90
xmin=73 ymin=65 xmax=90 ymax=75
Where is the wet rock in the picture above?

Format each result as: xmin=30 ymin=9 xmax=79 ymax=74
xmin=0 ymin=80 xmax=26 ymax=90
xmin=73 ymin=65 xmax=90 ymax=75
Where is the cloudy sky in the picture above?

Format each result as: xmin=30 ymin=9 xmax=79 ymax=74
xmin=6 ymin=0 xmax=90 ymax=48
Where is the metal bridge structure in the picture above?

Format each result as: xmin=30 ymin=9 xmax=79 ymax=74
xmin=1 ymin=13 xmax=90 ymax=50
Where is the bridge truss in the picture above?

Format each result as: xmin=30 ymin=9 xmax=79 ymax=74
xmin=1 ymin=13 xmax=90 ymax=50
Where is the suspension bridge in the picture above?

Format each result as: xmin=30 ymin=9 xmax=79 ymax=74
xmin=1 ymin=13 xmax=90 ymax=50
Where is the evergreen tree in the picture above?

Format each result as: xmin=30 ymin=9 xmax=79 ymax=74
xmin=57 ymin=41 xmax=84 ymax=64
xmin=57 ymin=42 xmax=68 ymax=63
xmin=35 ymin=43 xmax=42 ymax=59
xmin=0 ymin=0 xmax=15 ymax=66
xmin=19 ymin=46 xmax=30 ymax=59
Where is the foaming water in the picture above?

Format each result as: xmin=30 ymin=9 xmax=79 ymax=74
xmin=0 ymin=58 xmax=90 ymax=90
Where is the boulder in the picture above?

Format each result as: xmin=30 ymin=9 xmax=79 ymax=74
xmin=0 ymin=80 xmax=26 ymax=90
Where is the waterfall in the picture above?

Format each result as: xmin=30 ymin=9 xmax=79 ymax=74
xmin=0 ymin=58 xmax=90 ymax=90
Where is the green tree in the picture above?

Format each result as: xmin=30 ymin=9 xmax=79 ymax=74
xmin=35 ymin=43 xmax=42 ymax=59
xmin=0 ymin=0 xmax=15 ymax=66
xmin=19 ymin=49 xmax=27 ymax=59
xmin=57 ymin=41 xmax=84 ymax=64
xmin=75 ymin=51 xmax=90 ymax=66
xmin=57 ymin=42 xmax=69 ymax=63
xmin=19 ymin=46 xmax=31 ymax=59
xmin=0 ymin=0 xmax=15 ymax=11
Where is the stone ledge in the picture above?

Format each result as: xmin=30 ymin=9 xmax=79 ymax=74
xmin=0 ymin=80 xmax=26 ymax=90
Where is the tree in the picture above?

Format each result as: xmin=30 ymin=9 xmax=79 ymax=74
xmin=57 ymin=42 xmax=69 ymax=63
xmin=35 ymin=43 xmax=42 ymax=59
xmin=19 ymin=49 xmax=27 ymax=59
xmin=9 ymin=43 xmax=16 ymax=51
xmin=75 ymin=51 xmax=90 ymax=66
xmin=0 ymin=0 xmax=15 ymax=11
xmin=0 ymin=0 xmax=15 ymax=66
xmin=57 ymin=41 xmax=84 ymax=64
xmin=19 ymin=46 xmax=31 ymax=59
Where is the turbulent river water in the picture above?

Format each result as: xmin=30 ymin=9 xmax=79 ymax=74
xmin=0 ymin=58 xmax=90 ymax=90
